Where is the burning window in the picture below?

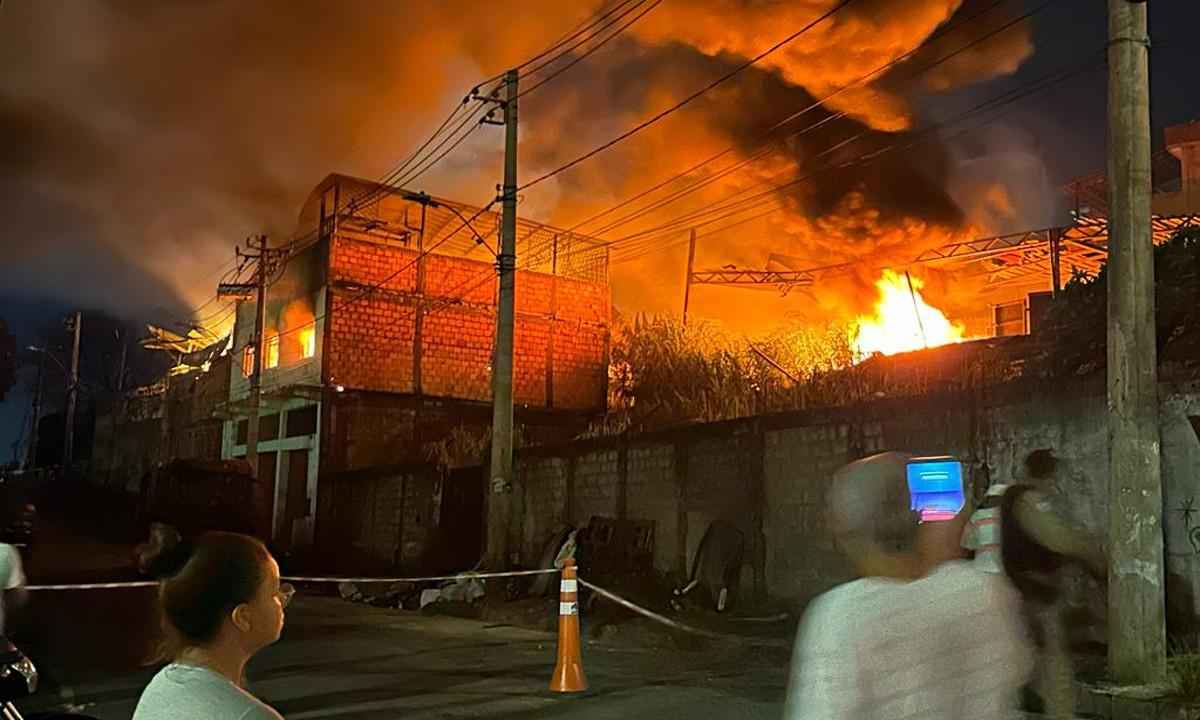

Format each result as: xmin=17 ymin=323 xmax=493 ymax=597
xmin=241 ymin=345 xmax=254 ymax=377
xmin=299 ymin=323 xmax=316 ymax=359
xmin=265 ymin=334 xmax=280 ymax=369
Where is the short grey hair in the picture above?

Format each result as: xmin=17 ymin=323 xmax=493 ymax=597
xmin=828 ymin=451 xmax=920 ymax=552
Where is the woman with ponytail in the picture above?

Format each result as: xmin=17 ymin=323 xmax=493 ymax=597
xmin=132 ymin=532 xmax=292 ymax=720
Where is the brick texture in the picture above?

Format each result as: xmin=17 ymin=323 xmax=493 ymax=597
xmin=327 ymin=235 xmax=608 ymax=410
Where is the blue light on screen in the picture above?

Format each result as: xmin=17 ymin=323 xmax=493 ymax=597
xmin=906 ymin=457 xmax=964 ymax=521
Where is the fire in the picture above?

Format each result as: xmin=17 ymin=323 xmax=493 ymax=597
xmin=299 ymin=324 xmax=316 ymax=359
xmin=853 ymin=270 xmax=965 ymax=358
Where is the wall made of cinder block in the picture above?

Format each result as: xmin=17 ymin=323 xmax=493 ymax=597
xmin=514 ymin=379 xmax=1200 ymax=613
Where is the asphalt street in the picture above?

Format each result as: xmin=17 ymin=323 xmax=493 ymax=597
xmin=18 ymin=594 xmax=790 ymax=719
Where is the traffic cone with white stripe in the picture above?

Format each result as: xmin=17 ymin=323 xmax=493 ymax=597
xmin=549 ymin=558 xmax=588 ymax=693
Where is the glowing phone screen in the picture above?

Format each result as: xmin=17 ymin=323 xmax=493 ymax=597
xmin=906 ymin=457 xmax=964 ymax=522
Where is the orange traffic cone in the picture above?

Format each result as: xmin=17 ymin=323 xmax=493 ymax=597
xmin=549 ymin=558 xmax=588 ymax=693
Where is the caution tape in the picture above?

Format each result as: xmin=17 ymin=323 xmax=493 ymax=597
xmin=281 ymin=568 xmax=559 ymax=584
xmin=25 ymin=567 xmax=559 ymax=592
xmin=26 ymin=581 xmax=158 ymax=591
xmin=576 ymin=577 xmax=788 ymax=648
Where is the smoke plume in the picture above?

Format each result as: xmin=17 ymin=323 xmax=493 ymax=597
xmin=0 ymin=0 xmax=1038 ymax=335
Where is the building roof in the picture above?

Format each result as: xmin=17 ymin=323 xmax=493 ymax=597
xmin=298 ymin=173 xmax=610 ymax=284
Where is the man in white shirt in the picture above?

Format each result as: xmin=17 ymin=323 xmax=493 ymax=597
xmin=0 ymin=542 xmax=26 ymax=636
xmin=784 ymin=452 xmax=1032 ymax=720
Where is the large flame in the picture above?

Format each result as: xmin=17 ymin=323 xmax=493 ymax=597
xmin=853 ymin=270 xmax=965 ymax=358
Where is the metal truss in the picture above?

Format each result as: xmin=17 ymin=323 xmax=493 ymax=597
xmin=687 ymin=214 xmax=1199 ymax=292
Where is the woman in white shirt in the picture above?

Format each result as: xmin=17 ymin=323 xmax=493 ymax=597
xmin=133 ymin=532 xmax=292 ymax=720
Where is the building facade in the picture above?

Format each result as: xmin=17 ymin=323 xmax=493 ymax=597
xmin=221 ymin=174 xmax=612 ymax=549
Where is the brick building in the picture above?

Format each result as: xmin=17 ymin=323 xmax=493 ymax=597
xmin=220 ymin=174 xmax=611 ymax=551
xmin=92 ymin=347 xmax=231 ymax=493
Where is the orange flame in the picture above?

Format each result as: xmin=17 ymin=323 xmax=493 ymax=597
xmin=299 ymin=324 xmax=316 ymax=359
xmin=853 ymin=270 xmax=965 ymax=358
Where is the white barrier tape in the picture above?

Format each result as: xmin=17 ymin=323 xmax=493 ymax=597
xmin=282 ymin=568 xmax=559 ymax=584
xmin=27 ymin=567 xmax=559 ymax=592
xmin=560 ymin=578 xmax=578 ymax=593
xmin=27 ymin=581 xmax=158 ymax=591
xmin=560 ymin=601 xmax=578 ymax=616
xmin=576 ymin=577 xmax=788 ymax=648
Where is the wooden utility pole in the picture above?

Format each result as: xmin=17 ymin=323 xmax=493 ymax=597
xmin=25 ymin=350 xmax=44 ymax=470
xmin=682 ymin=229 xmax=696 ymax=324
xmin=1106 ymin=0 xmax=1164 ymax=684
xmin=243 ymin=235 xmax=272 ymax=482
xmin=62 ymin=311 xmax=81 ymax=469
xmin=486 ymin=69 xmax=519 ymax=568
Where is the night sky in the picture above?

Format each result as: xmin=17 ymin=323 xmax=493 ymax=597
xmin=1 ymin=0 xmax=1198 ymax=458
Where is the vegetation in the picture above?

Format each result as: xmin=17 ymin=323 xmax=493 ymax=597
xmin=599 ymin=314 xmax=866 ymax=433
xmin=1029 ymin=226 xmax=1200 ymax=379
xmin=1169 ymin=640 xmax=1200 ymax=706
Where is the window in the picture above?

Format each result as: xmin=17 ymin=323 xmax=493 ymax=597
xmin=286 ymin=405 xmax=318 ymax=437
xmin=260 ymin=413 xmax=281 ymax=441
xmin=265 ymin=335 xmax=280 ymax=369
xmin=299 ymin=323 xmax=316 ymax=359
xmin=241 ymin=346 xmax=255 ymax=377
xmin=235 ymin=414 xmax=279 ymax=444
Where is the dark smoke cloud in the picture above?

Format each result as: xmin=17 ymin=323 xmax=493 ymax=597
xmin=0 ymin=0 xmax=1035 ymax=334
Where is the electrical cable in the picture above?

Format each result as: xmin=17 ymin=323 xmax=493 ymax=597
xmin=516 ymin=0 xmax=662 ymax=99
xmin=517 ymin=0 xmax=856 ymax=192
xmin=576 ymin=0 xmax=1046 ymax=240
xmin=606 ymin=51 xmax=1106 ymax=262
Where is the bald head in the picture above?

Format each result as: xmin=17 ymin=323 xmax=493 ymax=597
xmin=829 ymin=451 xmax=919 ymax=554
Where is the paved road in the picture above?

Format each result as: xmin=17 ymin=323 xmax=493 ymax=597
xmin=18 ymin=594 xmax=790 ymax=718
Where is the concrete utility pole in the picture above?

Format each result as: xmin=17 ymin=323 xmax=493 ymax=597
xmin=63 ymin=311 xmax=81 ymax=469
xmin=1106 ymin=0 xmax=1165 ymax=684
xmin=244 ymin=235 xmax=271 ymax=482
xmin=682 ymin=228 xmax=696 ymax=325
xmin=487 ymin=68 xmax=519 ymax=568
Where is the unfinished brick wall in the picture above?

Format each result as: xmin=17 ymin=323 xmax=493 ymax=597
xmin=572 ymin=449 xmax=621 ymax=523
xmin=520 ymin=457 xmax=568 ymax=561
xmin=326 ymin=235 xmax=608 ymax=410
xmin=512 ymin=376 xmax=1200 ymax=608
xmin=625 ymin=445 xmax=678 ymax=575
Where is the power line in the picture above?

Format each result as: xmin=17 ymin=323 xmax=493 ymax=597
xmin=476 ymin=0 xmax=648 ymax=86
xmin=517 ymin=0 xmax=856 ymax=192
xmin=606 ymin=49 xmax=1106 ymax=260
xmin=609 ymin=49 xmax=1099 ymax=247
xmin=575 ymin=0 xmax=1041 ymax=241
xmin=517 ymin=0 xmax=662 ymax=99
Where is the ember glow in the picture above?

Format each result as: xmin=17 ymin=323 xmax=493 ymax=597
xmin=853 ymin=270 xmax=966 ymax=358
xmin=299 ymin=324 xmax=316 ymax=359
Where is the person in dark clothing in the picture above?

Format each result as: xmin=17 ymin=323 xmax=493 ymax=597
xmin=967 ymin=449 xmax=1105 ymax=719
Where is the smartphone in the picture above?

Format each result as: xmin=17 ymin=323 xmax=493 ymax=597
xmin=906 ymin=456 xmax=965 ymax=522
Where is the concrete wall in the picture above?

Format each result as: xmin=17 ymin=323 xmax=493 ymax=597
xmin=513 ymin=379 xmax=1200 ymax=614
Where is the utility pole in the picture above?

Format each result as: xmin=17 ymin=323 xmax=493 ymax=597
xmin=63 ymin=311 xmax=81 ymax=469
xmin=486 ymin=68 xmax=519 ymax=568
xmin=1106 ymin=0 xmax=1164 ymax=684
xmin=25 ymin=350 xmax=43 ymax=470
xmin=241 ymin=235 xmax=276 ymax=482
xmin=116 ymin=330 xmax=128 ymax=393
xmin=682 ymin=229 xmax=696 ymax=325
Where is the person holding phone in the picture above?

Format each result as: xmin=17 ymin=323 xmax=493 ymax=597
xmin=783 ymin=452 xmax=1031 ymax=720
